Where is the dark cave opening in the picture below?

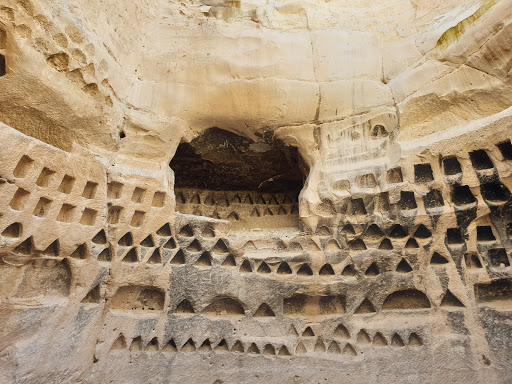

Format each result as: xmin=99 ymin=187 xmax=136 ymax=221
xmin=170 ymin=128 xmax=307 ymax=228
xmin=170 ymin=128 xmax=305 ymax=193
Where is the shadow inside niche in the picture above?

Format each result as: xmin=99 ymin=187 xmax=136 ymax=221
xmin=170 ymin=127 xmax=306 ymax=193
xmin=170 ymin=128 xmax=308 ymax=229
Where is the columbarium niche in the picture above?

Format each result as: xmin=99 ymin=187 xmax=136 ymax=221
xmin=171 ymin=128 xmax=306 ymax=229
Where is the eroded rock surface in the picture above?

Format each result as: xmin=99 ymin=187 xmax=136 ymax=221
xmin=1 ymin=0 xmax=512 ymax=383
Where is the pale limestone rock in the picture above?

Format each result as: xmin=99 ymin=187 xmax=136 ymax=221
xmin=1 ymin=0 xmax=512 ymax=383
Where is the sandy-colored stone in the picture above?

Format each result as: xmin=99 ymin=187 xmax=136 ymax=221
xmin=1 ymin=0 xmax=512 ymax=383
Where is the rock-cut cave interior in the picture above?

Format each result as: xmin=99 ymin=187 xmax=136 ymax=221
xmin=0 ymin=0 xmax=512 ymax=383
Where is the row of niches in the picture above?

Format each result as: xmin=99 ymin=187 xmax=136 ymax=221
xmin=334 ymin=221 xmax=512 ymax=241
xmin=108 ymin=330 xmax=423 ymax=358
xmin=0 ymin=220 xmax=229 ymax=263
xmin=233 ymin=248 xmax=511 ymax=279
xmin=0 ymin=218 xmax=232 ymax=269
xmin=327 ymin=179 xmax=511 ymax=221
xmin=175 ymin=188 xmax=299 ymax=229
xmin=106 ymin=286 xmax=469 ymax=316
xmin=10 ymin=155 xmax=101 ymax=198
xmin=298 ymin=222 xmax=512 ymax=265
xmin=109 ymin=306 xmax=425 ymax=352
xmin=175 ymin=189 xmax=299 ymax=207
xmin=10 ymin=155 xmax=167 ymax=206
xmin=106 ymin=181 xmax=167 ymax=207
xmin=4 ymin=154 xmax=168 ymax=229
xmin=3 ymin=206 xmax=511 ymax=262
xmin=289 ymin=325 xmax=424 ymax=349
xmin=2 ymin=227 xmax=509 ymax=311
xmin=76 ymin=271 xmax=466 ymax=323
xmin=6 ymin=232 xmax=507 ymax=288
xmin=337 ymin=140 xmax=512 ymax=191
xmin=95 ymin=239 xmax=511 ymax=280
xmin=238 ymin=222 xmax=469 ymax=253
xmin=8 ymin=191 xmax=99 ymax=225
xmin=110 ymin=335 xmax=294 ymax=357
xmin=5 ymin=154 xmax=104 ymax=228
xmin=4 ymin=216 xmax=511 ymax=274
xmin=334 ymin=222 xmax=512 ymax=253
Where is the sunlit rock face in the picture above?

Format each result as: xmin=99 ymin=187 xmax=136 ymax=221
xmin=1 ymin=0 xmax=512 ymax=383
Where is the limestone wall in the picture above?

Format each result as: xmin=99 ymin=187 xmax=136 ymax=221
xmin=1 ymin=0 xmax=512 ymax=383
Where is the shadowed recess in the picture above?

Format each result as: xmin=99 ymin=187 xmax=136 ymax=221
xmin=170 ymin=128 xmax=307 ymax=193
xmin=475 ymin=279 xmax=512 ymax=306
xmin=382 ymin=289 xmax=431 ymax=310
